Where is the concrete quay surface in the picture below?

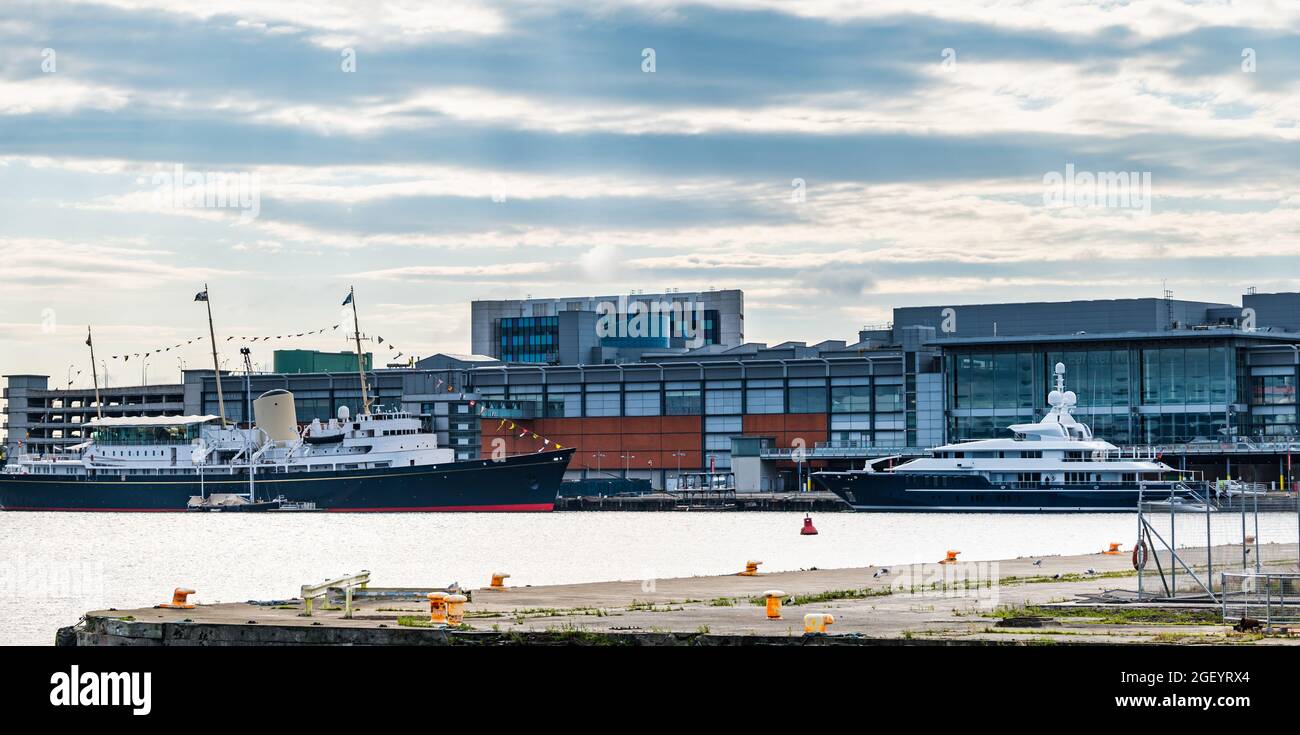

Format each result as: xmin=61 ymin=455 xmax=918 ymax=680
xmin=67 ymin=544 xmax=1300 ymax=646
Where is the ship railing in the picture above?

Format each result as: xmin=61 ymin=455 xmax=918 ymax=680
xmin=991 ymin=479 xmax=1181 ymax=490
xmin=1107 ymin=446 xmax=1164 ymax=460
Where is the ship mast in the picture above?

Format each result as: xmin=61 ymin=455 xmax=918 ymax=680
xmin=85 ymin=326 xmax=103 ymax=420
xmin=347 ymin=285 xmax=371 ymax=416
xmin=201 ymin=283 xmax=228 ymax=426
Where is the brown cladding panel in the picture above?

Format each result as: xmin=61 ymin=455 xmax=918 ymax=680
xmin=622 ymin=432 xmax=663 ymax=451
xmin=659 ymin=415 xmax=702 ymax=433
xmin=659 ymin=432 xmax=702 ymax=451
xmin=620 ymin=417 xmax=663 ymax=434
xmin=581 ymin=417 xmax=623 ymax=435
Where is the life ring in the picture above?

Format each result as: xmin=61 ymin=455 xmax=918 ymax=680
xmin=1132 ymin=539 xmax=1148 ymax=570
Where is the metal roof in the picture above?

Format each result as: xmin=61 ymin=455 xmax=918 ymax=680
xmin=928 ymin=329 xmax=1300 ymax=347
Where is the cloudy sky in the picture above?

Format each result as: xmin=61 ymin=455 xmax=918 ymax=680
xmin=1 ymin=1 xmax=1299 ymax=389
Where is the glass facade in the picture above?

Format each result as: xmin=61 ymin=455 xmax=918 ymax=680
xmin=496 ymin=309 xmax=721 ymax=363
xmin=497 ymin=316 xmax=559 ymax=364
xmin=944 ymin=339 xmax=1271 ymax=445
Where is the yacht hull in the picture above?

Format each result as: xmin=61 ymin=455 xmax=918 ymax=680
xmin=814 ymin=471 xmax=1177 ymax=512
xmin=0 ymin=449 xmax=574 ymax=512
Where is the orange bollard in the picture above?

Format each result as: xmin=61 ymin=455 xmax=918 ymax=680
xmin=939 ymin=550 xmax=960 ymax=564
xmin=803 ymin=613 xmax=835 ymax=634
xmin=489 ymin=572 xmax=511 ymax=590
xmin=157 ymin=587 xmax=196 ymax=609
xmin=740 ymin=560 xmax=763 ymax=576
xmin=446 ymin=594 xmax=468 ymax=625
xmin=764 ymin=590 xmax=785 ymax=620
xmin=427 ymin=592 xmax=448 ymax=626
xmin=1104 ymin=543 xmax=1122 ymax=555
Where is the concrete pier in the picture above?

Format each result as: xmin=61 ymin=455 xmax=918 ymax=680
xmin=63 ymin=544 xmax=1300 ymax=646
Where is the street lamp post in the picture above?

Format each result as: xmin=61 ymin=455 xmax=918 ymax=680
xmin=621 ymin=453 xmax=635 ymax=477
xmin=670 ymin=450 xmax=686 ymax=490
xmin=591 ymin=451 xmax=606 ymax=478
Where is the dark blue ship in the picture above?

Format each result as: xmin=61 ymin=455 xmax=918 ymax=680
xmin=814 ymin=363 xmax=1183 ymax=512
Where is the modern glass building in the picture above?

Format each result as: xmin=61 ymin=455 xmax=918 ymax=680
xmin=472 ymin=290 xmax=743 ymax=365
xmin=497 ymin=315 xmax=560 ymax=363
xmin=938 ymin=332 xmax=1297 ymax=446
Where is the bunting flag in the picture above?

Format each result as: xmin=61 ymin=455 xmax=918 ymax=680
xmin=106 ymin=324 xmax=341 ymax=361
xmin=486 ymin=415 xmax=563 ymax=450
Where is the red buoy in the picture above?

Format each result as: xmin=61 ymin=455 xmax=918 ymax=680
xmin=800 ymin=514 xmax=818 ymax=535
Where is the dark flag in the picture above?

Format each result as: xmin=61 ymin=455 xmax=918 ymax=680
xmin=194 ymin=290 xmax=209 ymax=302
xmin=85 ymin=327 xmax=92 ymax=347
xmin=341 ymin=291 xmax=353 ymax=306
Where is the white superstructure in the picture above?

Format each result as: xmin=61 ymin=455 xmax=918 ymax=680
xmin=2 ymin=389 xmax=453 ymax=479
xmin=878 ymin=363 xmax=1175 ymax=486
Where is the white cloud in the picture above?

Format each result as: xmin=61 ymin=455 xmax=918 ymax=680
xmin=65 ymin=0 xmax=507 ymax=45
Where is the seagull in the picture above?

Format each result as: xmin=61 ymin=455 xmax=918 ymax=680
xmin=880 ymin=568 xmax=889 ymax=575
xmin=872 ymin=570 xmax=882 ymax=578
xmin=1052 ymin=573 xmax=1062 ymax=579
xmin=1032 ymin=559 xmax=1043 ymax=566
xmin=1086 ymin=568 xmax=1097 ymax=575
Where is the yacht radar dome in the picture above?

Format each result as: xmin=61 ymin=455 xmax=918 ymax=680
xmin=337 ymin=405 xmax=351 ymax=422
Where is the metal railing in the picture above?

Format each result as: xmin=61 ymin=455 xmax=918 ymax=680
xmin=758 ymin=444 xmax=925 ymax=459
xmin=1221 ymin=571 xmax=1300 ymax=629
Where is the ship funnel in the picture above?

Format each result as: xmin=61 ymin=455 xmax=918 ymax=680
xmin=254 ymin=389 xmax=299 ymax=443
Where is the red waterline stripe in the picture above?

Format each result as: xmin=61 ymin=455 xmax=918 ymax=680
xmin=0 ymin=507 xmax=183 ymax=512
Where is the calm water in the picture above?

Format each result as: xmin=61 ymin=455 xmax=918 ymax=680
xmin=0 ymin=510 xmax=1154 ymax=645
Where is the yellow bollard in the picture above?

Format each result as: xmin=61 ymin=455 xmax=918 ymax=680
xmin=489 ymin=572 xmax=511 ymax=590
xmin=446 ymin=594 xmax=468 ymax=625
xmin=763 ymin=590 xmax=785 ymax=620
xmin=939 ymin=550 xmax=960 ymax=564
xmin=157 ymin=587 xmax=196 ymax=609
xmin=1104 ymin=543 xmax=1122 ymax=555
xmin=427 ymin=592 xmax=449 ymax=626
xmin=740 ymin=560 xmax=763 ymax=576
xmin=803 ymin=613 xmax=835 ymax=634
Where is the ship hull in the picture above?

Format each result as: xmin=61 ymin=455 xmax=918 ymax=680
xmin=814 ymin=471 xmax=1177 ymax=512
xmin=0 ymin=449 xmax=574 ymax=512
